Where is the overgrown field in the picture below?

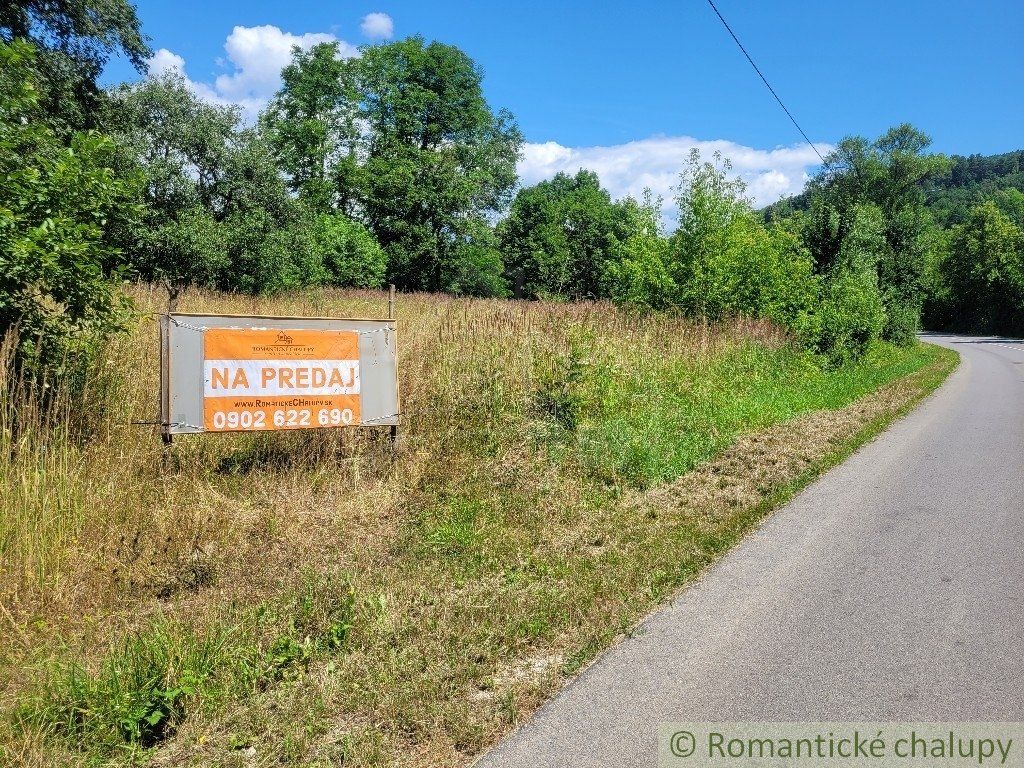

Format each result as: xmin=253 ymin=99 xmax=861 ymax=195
xmin=0 ymin=286 xmax=956 ymax=767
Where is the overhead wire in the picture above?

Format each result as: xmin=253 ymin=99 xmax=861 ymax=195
xmin=705 ymin=0 xmax=828 ymax=166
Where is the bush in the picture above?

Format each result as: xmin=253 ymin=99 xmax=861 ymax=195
xmin=667 ymin=153 xmax=819 ymax=333
xmin=882 ymin=297 xmax=920 ymax=346
xmin=602 ymin=195 xmax=678 ymax=310
xmin=216 ymin=211 xmax=324 ymax=295
xmin=0 ymin=40 xmax=140 ymax=382
xmin=812 ymin=269 xmax=886 ymax=365
xmin=313 ymin=214 xmax=387 ymax=288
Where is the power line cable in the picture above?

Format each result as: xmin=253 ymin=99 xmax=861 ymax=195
xmin=705 ymin=0 xmax=827 ymax=166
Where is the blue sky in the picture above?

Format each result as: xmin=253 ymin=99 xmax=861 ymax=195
xmin=105 ymin=0 xmax=1023 ymax=208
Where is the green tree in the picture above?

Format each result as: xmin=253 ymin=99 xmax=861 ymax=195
xmin=932 ymin=202 xmax=1024 ymax=333
xmin=801 ymin=124 xmax=950 ymax=343
xmin=668 ymin=151 xmax=818 ymax=331
xmin=993 ymin=188 xmax=1024 ymax=229
xmin=601 ymin=194 xmax=677 ymax=310
xmin=1 ymin=0 xmax=150 ymax=131
xmin=499 ymin=170 xmax=630 ymax=299
xmin=0 ymin=40 xmax=141 ymax=378
xmin=106 ymin=73 xmax=321 ymax=294
xmin=261 ymin=42 xmax=361 ymax=215
xmin=357 ymin=37 xmax=522 ymax=295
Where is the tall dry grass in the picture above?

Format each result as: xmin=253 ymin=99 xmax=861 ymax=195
xmin=1 ymin=284 xmax=762 ymax=645
xmin=1 ymin=283 xmax=942 ymax=768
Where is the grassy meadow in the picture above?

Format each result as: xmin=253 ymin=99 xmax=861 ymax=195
xmin=0 ymin=285 xmax=956 ymax=767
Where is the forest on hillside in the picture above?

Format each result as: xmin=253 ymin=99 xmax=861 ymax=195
xmin=3 ymin=0 xmax=1024 ymax=389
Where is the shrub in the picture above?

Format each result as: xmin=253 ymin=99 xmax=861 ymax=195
xmin=602 ymin=195 xmax=677 ymax=310
xmin=220 ymin=212 xmax=325 ymax=295
xmin=313 ymin=214 xmax=387 ymax=288
xmin=812 ymin=268 xmax=886 ymax=365
xmin=0 ymin=40 xmax=140 ymax=382
xmin=881 ymin=297 xmax=920 ymax=346
xmin=668 ymin=153 xmax=819 ymax=333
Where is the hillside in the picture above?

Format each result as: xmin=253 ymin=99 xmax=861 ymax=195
xmin=924 ymin=150 xmax=1024 ymax=225
xmin=762 ymin=148 xmax=1024 ymax=224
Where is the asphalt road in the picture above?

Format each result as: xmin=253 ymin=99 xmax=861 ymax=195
xmin=477 ymin=334 xmax=1024 ymax=768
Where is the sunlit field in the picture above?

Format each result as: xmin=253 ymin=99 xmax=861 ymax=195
xmin=0 ymin=284 xmax=954 ymax=767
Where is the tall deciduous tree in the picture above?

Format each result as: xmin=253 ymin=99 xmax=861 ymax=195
xmin=261 ymin=42 xmax=361 ymax=215
xmin=357 ymin=37 xmax=522 ymax=295
xmin=105 ymin=73 xmax=318 ymax=294
xmin=668 ymin=151 xmax=819 ymax=335
xmin=1 ymin=0 xmax=150 ymax=131
xmin=802 ymin=124 xmax=950 ymax=343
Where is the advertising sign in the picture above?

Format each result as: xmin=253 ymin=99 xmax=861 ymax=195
xmin=160 ymin=314 xmax=398 ymax=436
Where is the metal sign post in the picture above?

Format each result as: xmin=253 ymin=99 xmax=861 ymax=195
xmin=387 ymin=285 xmax=399 ymax=447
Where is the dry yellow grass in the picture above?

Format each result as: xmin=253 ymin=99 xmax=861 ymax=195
xmin=0 ymin=284 xmax=955 ymax=767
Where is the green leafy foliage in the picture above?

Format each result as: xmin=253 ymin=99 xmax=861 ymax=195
xmin=261 ymin=42 xmax=361 ymax=215
xmin=668 ymin=152 xmax=819 ymax=330
xmin=313 ymin=214 xmax=387 ymax=288
xmin=601 ymin=194 xmax=677 ymax=309
xmin=0 ymin=39 xmax=140 ymax=379
xmin=812 ymin=268 xmax=886 ymax=365
xmin=769 ymin=129 xmax=1024 ymax=339
xmin=924 ymin=201 xmax=1024 ymax=333
xmin=105 ymin=73 xmax=325 ymax=294
xmin=0 ymin=0 xmax=150 ymax=131
xmin=356 ymin=37 xmax=522 ymax=295
xmin=499 ymin=170 xmax=632 ymax=299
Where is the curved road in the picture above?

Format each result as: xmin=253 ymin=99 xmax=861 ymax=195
xmin=477 ymin=334 xmax=1024 ymax=768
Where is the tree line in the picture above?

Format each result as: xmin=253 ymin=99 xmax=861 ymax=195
xmin=2 ymin=0 xmax=1023 ymax=383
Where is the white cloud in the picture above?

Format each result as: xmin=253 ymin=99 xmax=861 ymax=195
xmin=145 ymin=25 xmax=359 ymax=121
xmin=146 ymin=31 xmax=826 ymax=217
xmin=147 ymin=48 xmax=186 ymax=77
xmin=360 ymin=12 xmax=394 ymax=40
xmin=518 ymin=135 xmax=832 ymax=222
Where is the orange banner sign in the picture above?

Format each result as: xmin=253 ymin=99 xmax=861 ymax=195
xmin=202 ymin=328 xmax=361 ymax=432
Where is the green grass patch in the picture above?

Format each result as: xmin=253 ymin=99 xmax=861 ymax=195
xmin=575 ymin=341 xmax=942 ymax=486
xmin=14 ymin=571 xmax=356 ymax=760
